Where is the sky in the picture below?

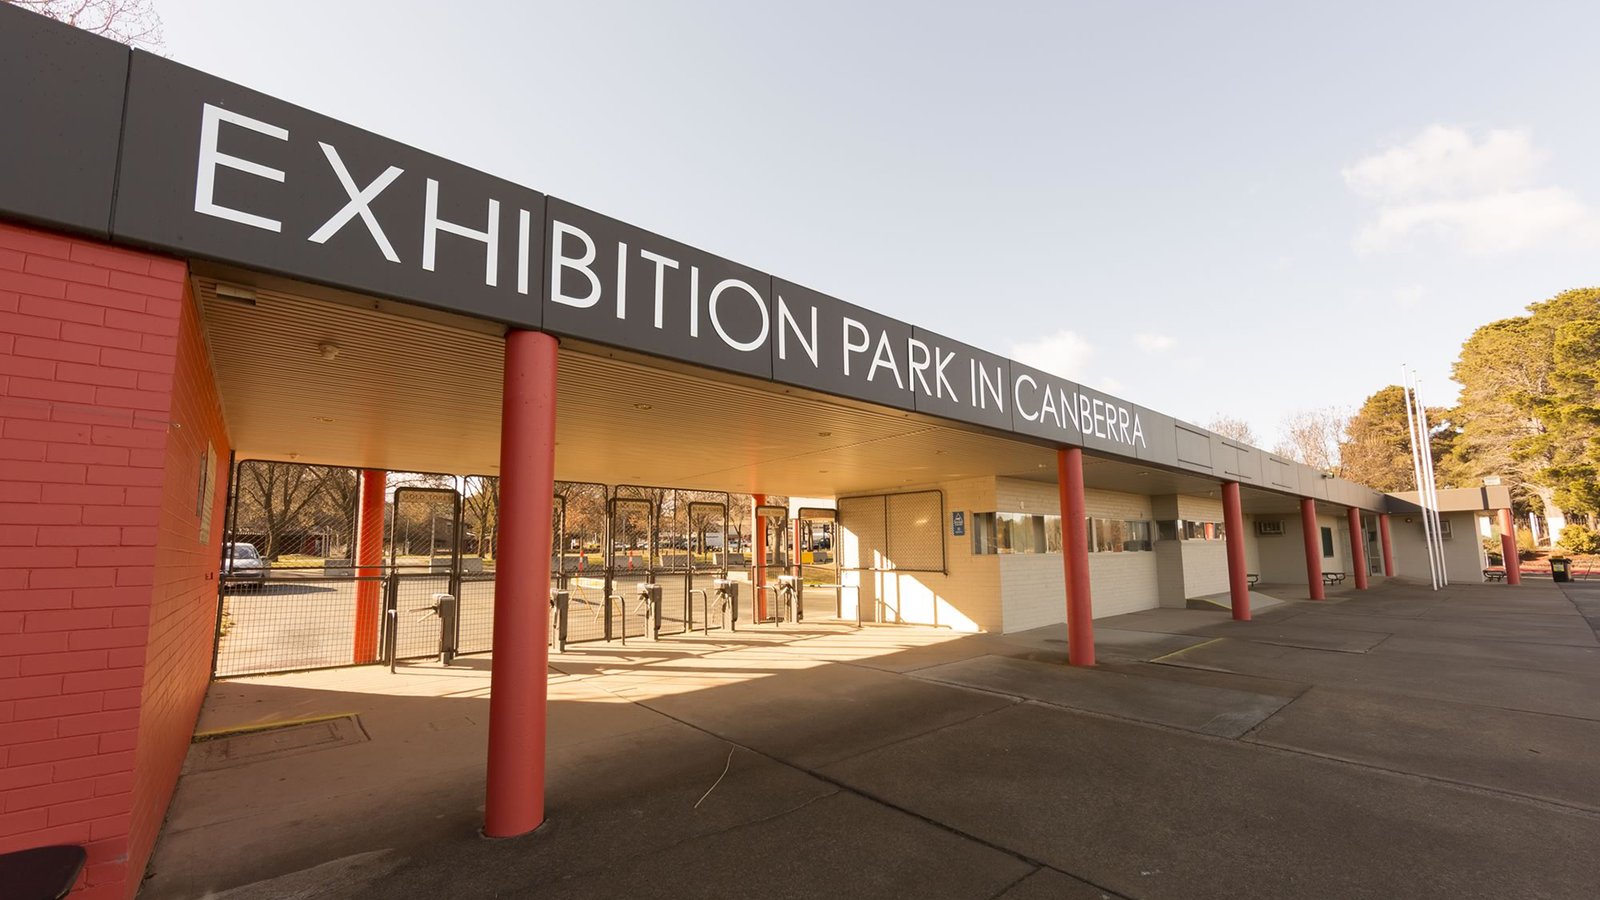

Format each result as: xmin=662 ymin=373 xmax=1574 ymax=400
xmin=152 ymin=0 xmax=1600 ymax=448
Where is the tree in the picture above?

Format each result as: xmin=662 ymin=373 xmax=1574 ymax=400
xmin=1338 ymin=386 xmax=1456 ymax=492
xmin=1205 ymin=415 xmax=1257 ymax=446
xmin=8 ymin=0 xmax=165 ymax=50
xmin=1275 ymin=407 xmax=1347 ymax=474
xmin=235 ymin=462 xmax=337 ymax=560
xmin=306 ymin=467 xmax=359 ymax=559
xmin=462 ymin=476 xmax=500 ymax=558
xmin=1449 ymin=288 xmax=1600 ymax=524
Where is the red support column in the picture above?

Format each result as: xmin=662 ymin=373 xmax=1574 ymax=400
xmin=792 ymin=518 xmax=803 ymax=576
xmin=1379 ymin=514 xmax=1395 ymax=576
xmin=1057 ymin=448 xmax=1095 ymax=666
xmin=1347 ymin=508 xmax=1369 ymax=589
xmin=484 ymin=330 xmax=558 ymax=839
xmin=1221 ymin=481 xmax=1251 ymax=621
xmin=753 ymin=494 xmax=768 ymax=620
xmin=1300 ymin=497 xmax=1325 ymax=600
xmin=1498 ymin=508 xmax=1522 ymax=585
xmin=352 ymin=469 xmax=386 ymax=663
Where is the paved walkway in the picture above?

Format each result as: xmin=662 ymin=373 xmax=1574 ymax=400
xmin=141 ymin=578 xmax=1600 ymax=899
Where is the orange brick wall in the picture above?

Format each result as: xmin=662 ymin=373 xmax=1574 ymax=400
xmin=129 ymin=275 xmax=229 ymax=888
xmin=0 ymin=221 xmax=229 ymax=899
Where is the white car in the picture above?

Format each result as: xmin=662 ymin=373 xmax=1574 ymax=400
xmin=223 ymin=542 xmax=267 ymax=590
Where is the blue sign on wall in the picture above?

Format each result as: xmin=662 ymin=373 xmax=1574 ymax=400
xmin=951 ymin=511 xmax=965 ymax=536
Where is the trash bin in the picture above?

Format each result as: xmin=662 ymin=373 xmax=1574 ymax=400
xmin=1550 ymin=557 xmax=1571 ymax=583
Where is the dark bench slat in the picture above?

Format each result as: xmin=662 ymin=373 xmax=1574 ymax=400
xmin=0 ymin=845 xmax=86 ymax=900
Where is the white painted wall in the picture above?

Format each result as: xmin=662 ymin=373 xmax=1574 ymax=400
xmin=1391 ymin=511 xmax=1489 ymax=582
xmin=1254 ymin=513 xmax=1347 ymax=585
xmin=1082 ymin=485 xmax=1159 ymax=620
xmin=1241 ymin=514 xmax=1262 ymax=574
xmin=1174 ymin=494 xmax=1229 ymax=598
xmin=991 ymin=478 xmax=1159 ymax=631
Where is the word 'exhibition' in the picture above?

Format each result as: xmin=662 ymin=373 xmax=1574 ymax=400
xmin=551 ymin=222 xmax=1146 ymax=449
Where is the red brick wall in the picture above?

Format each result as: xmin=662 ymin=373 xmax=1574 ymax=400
xmin=128 ymin=275 xmax=229 ymax=887
xmin=0 ymin=221 xmax=229 ymax=899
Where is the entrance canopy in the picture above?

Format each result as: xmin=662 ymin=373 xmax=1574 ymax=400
xmin=198 ymin=267 xmax=1359 ymax=519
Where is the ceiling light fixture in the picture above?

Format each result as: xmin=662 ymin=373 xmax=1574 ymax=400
xmin=633 ymin=403 xmax=653 ymax=410
xmin=317 ymin=341 xmax=341 ymax=361
xmin=214 ymin=283 xmax=258 ymax=304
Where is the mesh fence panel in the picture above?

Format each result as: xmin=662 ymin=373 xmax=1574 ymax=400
xmin=555 ymin=482 xmax=610 ymax=643
xmin=215 ymin=461 xmax=367 ymax=677
xmin=839 ymin=496 xmax=887 ymax=570
xmin=840 ymin=491 xmax=945 ymax=573
xmin=456 ymin=571 xmax=496 ymax=655
xmin=885 ymin=491 xmax=945 ymax=571
xmin=213 ymin=576 xmax=373 ymax=677
xmin=391 ymin=573 xmax=452 ymax=661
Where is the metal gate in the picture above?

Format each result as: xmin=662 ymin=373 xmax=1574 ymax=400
xmin=797 ymin=507 xmax=842 ymax=619
xmin=384 ymin=487 xmax=463 ymax=665
xmin=686 ymin=496 xmax=730 ymax=629
xmin=212 ymin=461 xmax=370 ymax=678
xmin=555 ymin=481 xmax=611 ymax=643
xmin=752 ymin=504 xmax=790 ymax=623
xmin=456 ymin=475 xmax=499 ymax=655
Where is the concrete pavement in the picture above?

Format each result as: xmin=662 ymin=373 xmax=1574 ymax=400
xmin=140 ymin=578 xmax=1600 ymax=899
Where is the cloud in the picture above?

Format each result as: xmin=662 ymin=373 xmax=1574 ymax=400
xmin=1343 ymin=125 xmax=1599 ymax=254
xmin=1342 ymin=125 xmax=1540 ymax=200
xmin=1133 ymin=333 xmax=1175 ymax=353
xmin=1012 ymin=329 xmax=1093 ymax=381
xmin=1392 ymin=284 xmax=1426 ymax=308
xmin=1353 ymin=187 xmax=1594 ymax=254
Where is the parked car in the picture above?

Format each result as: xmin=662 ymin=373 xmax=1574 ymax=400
xmin=223 ymin=542 xmax=267 ymax=590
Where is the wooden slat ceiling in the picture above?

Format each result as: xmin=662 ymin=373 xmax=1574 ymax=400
xmin=195 ymin=276 xmax=1057 ymax=497
xmin=193 ymin=273 xmax=1327 ymax=511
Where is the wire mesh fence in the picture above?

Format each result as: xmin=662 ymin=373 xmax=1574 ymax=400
xmin=213 ymin=573 xmax=381 ymax=677
xmin=215 ymin=466 xmax=813 ymax=677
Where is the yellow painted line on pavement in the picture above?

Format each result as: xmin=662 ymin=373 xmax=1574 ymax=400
xmin=1149 ymin=637 xmax=1223 ymax=664
xmin=192 ymin=711 xmax=358 ymax=742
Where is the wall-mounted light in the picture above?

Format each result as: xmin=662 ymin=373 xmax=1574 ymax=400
xmin=215 ymin=283 xmax=258 ymax=305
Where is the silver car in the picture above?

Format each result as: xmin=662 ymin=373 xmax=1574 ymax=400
xmin=223 ymin=542 xmax=267 ymax=591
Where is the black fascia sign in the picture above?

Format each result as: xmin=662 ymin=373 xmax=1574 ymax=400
xmin=1072 ymin=383 xmax=1150 ymax=456
xmin=1008 ymin=361 xmax=1084 ymax=447
xmin=111 ymin=52 xmax=548 ymax=328
xmin=770 ymin=279 xmax=915 ymax=411
xmin=0 ymin=4 xmax=129 ymax=238
xmin=541 ymin=199 xmax=774 ymax=380
xmin=908 ymin=327 xmax=1013 ymax=432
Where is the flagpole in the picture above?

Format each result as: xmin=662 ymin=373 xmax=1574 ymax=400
xmin=1415 ymin=378 xmax=1449 ymax=586
xmin=1401 ymin=368 xmax=1438 ymax=589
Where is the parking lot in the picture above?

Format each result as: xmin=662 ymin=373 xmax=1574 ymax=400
xmin=148 ymin=578 xmax=1600 ymax=899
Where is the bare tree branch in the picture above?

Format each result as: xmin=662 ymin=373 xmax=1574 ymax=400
xmin=1205 ymin=415 xmax=1258 ymax=446
xmin=8 ymin=0 xmax=166 ymax=51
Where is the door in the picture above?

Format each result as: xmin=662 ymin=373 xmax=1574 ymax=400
xmin=386 ymin=486 xmax=462 ymax=664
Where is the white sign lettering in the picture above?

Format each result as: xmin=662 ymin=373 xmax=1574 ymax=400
xmin=194 ymin=104 xmax=287 ymax=232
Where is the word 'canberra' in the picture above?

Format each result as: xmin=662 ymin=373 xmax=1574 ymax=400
xmin=1015 ymin=375 xmax=1147 ymax=447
